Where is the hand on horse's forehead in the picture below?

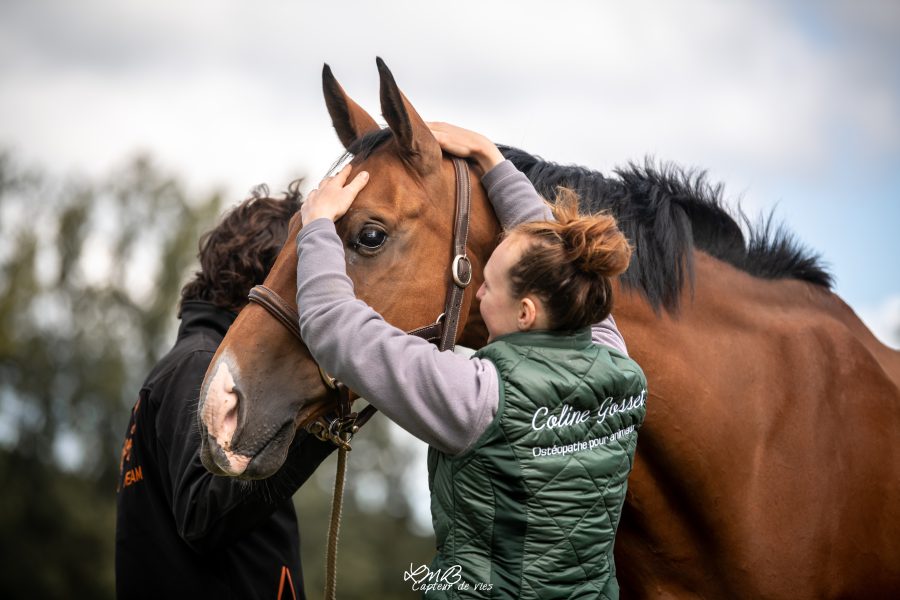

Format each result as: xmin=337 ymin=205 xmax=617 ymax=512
xmin=300 ymin=164 xmax=370 ymax=225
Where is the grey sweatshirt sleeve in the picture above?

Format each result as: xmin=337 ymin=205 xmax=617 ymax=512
xmin=481 ymin=159 xmax=553 ymax=228
xmin=592 ymin=315 xmax=628 ymax=355
xmin=296 ymin=218 xmax=498 ymax=456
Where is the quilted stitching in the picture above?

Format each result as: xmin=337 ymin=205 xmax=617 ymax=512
xmin=428 ymin=333 xmax=646 ymax=599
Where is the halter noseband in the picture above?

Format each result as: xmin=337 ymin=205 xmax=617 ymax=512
xmin=247 ymin=157 xmax=473 ymax=449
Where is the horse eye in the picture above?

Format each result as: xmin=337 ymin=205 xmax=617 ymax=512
xmin=355 ymin=227 xmax=387 ymax=250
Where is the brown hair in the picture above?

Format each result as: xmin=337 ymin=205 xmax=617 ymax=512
xmin=179 ymin=183 xmax=302 ymax=315
xmin=507 ymin=188 xmax=632 ymax=331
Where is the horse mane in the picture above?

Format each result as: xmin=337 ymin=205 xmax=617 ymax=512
xmin=499 ymin=145 xmax=833 ymax=314
xmin=335 ymin=129 xmax=833 ymax=314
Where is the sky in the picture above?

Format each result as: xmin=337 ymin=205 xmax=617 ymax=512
xmin=2 ymin=0 xmax=898 ymax=346
xmin=2 ymin=0 xmax=898 ymax=534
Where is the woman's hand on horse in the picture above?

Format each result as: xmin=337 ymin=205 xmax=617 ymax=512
xmin=301 ymin=164 xmax=369 ymax=225
xmin=427 ymin=122 xmax=505 ymax=174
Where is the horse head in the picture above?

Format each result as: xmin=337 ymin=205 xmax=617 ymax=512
xmin=197 ymin=58 xmax=501 ymax=479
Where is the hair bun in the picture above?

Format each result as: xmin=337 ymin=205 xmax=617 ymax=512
xmin=560 ymin=218 xmax=631 ymax=278
xmin=552 ymin=189 xmax=632 ymax=279
xmin=507 ymin=187 xmax=633 ymax=331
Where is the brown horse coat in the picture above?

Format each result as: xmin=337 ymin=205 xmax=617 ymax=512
xmin=615 ymin=253 xmax=900 ymax=597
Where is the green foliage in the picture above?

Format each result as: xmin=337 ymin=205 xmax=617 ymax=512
xmin=0 ymin=151 xmax=223 ymax=480
xmin=295 ymin=417 xmax=435 ymax=600
xmin=0 ymin=449 xmax=115 ymax=598
xmin=0 ymin=150 xmax=223 ymax=598
xmin=0 ymin=150 xmax=435 ymax=599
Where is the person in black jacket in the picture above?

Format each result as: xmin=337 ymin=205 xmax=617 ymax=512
xmin=115 ymin=187 xmax=334 ymax=600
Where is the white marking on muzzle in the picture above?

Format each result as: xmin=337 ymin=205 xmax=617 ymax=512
xmin=202 ymin=360 xmax=250 ymax=474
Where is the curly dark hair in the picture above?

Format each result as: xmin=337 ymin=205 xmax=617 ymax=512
xmin=179 ymin=181 xmax=302 ymax=315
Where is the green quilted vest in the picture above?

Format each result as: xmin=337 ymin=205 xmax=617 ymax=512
xmin=426 ymin=328 xmax=647 ymax=600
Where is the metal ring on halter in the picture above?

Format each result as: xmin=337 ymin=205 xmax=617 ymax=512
xmin=336 ymin=415 xmax=360 ymax=435
xmin=452 ymin=254 xmax=472 ymax=287
xmin=327 ymin=416 xmax=357 ymax=450
xmin=318 ymin=365 xmax=337 ymax=390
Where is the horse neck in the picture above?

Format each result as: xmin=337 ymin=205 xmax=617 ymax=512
xmin=808 ymin=281 xmax=900 ymax=382
xmin=612 ymin=250 xmax=900 ymax=595
xmin=618 ymin=250 xmax=899 ymax=388
xmin=693 ymin=251 xmax=899 ymax=381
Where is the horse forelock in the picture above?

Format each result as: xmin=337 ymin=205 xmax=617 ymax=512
xmin=346 ymin=128 xmax=394 ymax=161
xmin=498 ymin=145 xmax=834 ymax=315
xmin=330 ymin=128 xmax=415 ymax=173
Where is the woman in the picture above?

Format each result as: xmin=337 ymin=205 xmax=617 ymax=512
xmin=296 ymin=124 xmax=647 ymax=599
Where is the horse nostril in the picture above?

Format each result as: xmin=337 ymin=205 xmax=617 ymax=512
xmin=221 ymin=385 xmax=243 ymax=450
xmin=205 ymin=361 xmax=243 ymax=450
xmin=222 ymin=409 xmax=236 ymax=449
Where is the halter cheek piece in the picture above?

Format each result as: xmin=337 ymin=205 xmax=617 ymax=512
xmin=247 ymin=157 xmax=473 ymax=450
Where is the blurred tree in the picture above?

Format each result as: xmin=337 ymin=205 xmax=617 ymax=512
xmin=0 ymin=150 xmax=224 ymax=598
xmin=296 ymin=417 xmax=435 ymax=599
xmin=0 ymin=150 xmax=434 ymax=600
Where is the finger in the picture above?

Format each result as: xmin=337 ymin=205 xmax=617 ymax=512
xmin=333 ymin=163 xmax=353 ymax=186
xmin=432 ymin=135 xmax=466 ymax=156
xmin=429 ymin=126 xmax=454 ymax=145
xmin=345 ymin=171 xmax=370 ymax=195
xmin=318 ymin=173 xmax=336 ymax=188
xmin=431 ymin=131 xmax=447 ymax=148
xmin=430 ymin=129 xmax=454 ymax=147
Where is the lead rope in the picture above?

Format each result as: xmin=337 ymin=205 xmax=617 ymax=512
xmin=320 ymin=157 xmax=472 ymax=599
xmin=324 ymin=444 xmax=348 ymax=600
xmin=323 ymin=382 xmax=355 ymax=600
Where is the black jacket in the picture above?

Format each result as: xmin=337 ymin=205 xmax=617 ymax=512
xmin=115 ymin=300 xmax=334 ymax=599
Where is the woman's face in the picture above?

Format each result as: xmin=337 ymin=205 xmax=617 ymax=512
xmin=476 ymin=234 xmax=527 ymax=342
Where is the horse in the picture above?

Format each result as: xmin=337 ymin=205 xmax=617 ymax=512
xmin=197 ymin=58 xmax=900 ymax=598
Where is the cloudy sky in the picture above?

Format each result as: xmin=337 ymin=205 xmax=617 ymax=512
xmin=2 ymin=0 xmax=898 ymax=344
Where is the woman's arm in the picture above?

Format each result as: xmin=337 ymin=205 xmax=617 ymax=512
xmin=296 ymin=219 xmax=499 ymax=456
xmin=481 ymin=160 xmax=553 ymax=229
xmin=429 ymin=122 xmax=553 ymax=229
xmin=592 ymin=315 xmax=627 ymax=355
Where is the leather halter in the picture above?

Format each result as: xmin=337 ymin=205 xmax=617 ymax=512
xmin=247 ymin=157 xmax=473 ymax=449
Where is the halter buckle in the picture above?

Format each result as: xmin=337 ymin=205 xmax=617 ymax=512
xmin=452 ymin=254 xmax=472 ymax=287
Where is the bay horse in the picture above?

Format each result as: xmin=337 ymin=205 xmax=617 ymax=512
xmin=197 ymin=58 xmax=900 ymax=598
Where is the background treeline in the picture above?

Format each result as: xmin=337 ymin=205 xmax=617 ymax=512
xmin=0 ymin=151 xmax=431 ymax=599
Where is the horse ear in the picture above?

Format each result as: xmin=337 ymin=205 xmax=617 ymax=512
xmin=322 ymin=63 xmax=380 ymax=150
xmin=376 ymin=57 xmax=441 ymax=174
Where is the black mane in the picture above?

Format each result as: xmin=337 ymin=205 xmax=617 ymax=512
xmin=335 ymin=130 xmax=833 ymax=314
xmin=500 ymin=145 xmax=833 ymax=314
xmin=332 ymin=128 xmax=394 ymax=170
